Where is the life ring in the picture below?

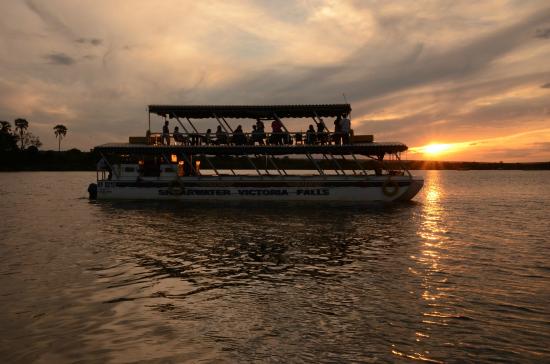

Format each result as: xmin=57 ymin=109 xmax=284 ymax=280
xmin=168 ymin=180 xmax=184 ymax=195
xmin=382 ymin=177 xmax=400 ymax=197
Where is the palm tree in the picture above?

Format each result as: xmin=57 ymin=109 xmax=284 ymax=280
xmin=0 ymin=121 xmax=11 ymax=133
xmin=14 ymin=118 xmax=28 ymax=150
xmin=53 ymin=124 xmax=68 ymax=151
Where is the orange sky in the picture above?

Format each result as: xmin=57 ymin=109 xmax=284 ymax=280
xmin=0 ymin=0 xmax=549 ymax=161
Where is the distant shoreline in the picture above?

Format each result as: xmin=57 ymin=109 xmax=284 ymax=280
xmin=1 ymin=150 xmax=549 ymax=171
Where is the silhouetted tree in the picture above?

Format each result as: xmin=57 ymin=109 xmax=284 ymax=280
xmin=1 ymin=120 xmax=11 ymax=133
xmin=14 ymin=118 xmax=28 ymax=150
xmin=53 ymin=124 xmax=68 ymax=151
xmin=0 ymin=120 xmax=17 ymax=152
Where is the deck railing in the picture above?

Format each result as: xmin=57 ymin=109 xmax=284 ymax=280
xmin=134 ymin=131 xmax=372 ymax=146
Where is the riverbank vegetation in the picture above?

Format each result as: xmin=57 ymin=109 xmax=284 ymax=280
xmin=1 ymin=151 xmax=548 ymax=172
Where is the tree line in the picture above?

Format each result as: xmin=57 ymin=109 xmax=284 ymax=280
xmin=0 ymin=118 xmax=68 ymax=152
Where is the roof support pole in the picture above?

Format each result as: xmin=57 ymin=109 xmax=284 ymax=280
xmin=245 ymin=155 xmax=263 ymax=177
xmin=322 ymin=153 xmax=344 ymax=175
xmin=306 ymin=153 xmax=325 ymax=177
xmin=313 ymin=111 xmax=332 ymax=132
xmin=202 ymin=154 xmax=219 ymax=178
xmin=172 ymin=115 xmax=190 ymax=134
xmin=213 ymin=113 xmax=230 ymax=133
xmin=221 ymin=117 xmax=234 ymax=133
xmin=328 ymin=152 xmax=346 ymax=175
xmin=272 ymin=113 xmax=289 ymax=133
xmin=255 ymin=154 xmax=270 ymax=175
xmin=267 ymin=155 xmax=284 ymax=176
xmin=341 ymin=155 xmax=357 ymax=175
xmin=351 ymin=153 xmax=368 ymax=175
xmin=185 ymin=117 xmax=200 ymax=133
xmin=394 ymin=153 xmax=412 ymax=178
xmin=148 ymin=111 xmax=151 ymax=133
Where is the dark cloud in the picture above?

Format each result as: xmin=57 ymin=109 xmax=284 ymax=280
xmin=535 ymin=27 xmax=550 ymax=39
xmin=203 ymin=6 xmax=550 ymax=107
xmin=44 ymin=53 xmax=76 ymax=65
xmin=76 ymin=37 xmax=102 ymax=46
xmin=541 ymin=82 xmax=550 ymax=88
xmin=532 ymin=141 xmax=550 ymax=150
xmin=24 ymin=0 xmax=75 ymax=38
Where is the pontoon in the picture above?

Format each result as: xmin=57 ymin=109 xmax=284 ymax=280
xmin=88 ymin=104 xmax=423 ymax=202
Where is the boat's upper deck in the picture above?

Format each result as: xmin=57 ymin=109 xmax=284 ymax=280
xmin=95 ymin=103 xmax=408 ymax=157
xmin=94 ymin=142 xmax=408 ymax=156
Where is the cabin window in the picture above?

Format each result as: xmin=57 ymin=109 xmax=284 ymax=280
xmin=125 ymin=167 xmax=135 ymax=172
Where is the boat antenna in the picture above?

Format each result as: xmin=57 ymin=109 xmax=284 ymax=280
xmin=342 ymin=93 xmax=350 ymax=117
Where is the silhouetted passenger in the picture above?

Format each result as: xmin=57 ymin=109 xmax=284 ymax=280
xmin=306 ymin=124 xmax=317 ymax=144
xmin=270 ymin=118 xmax=284 ymax=145
xmin=232 ymin=125 xmax=247 ymax=145
xmin=251 ymin=124 xmax=265 ymax=145
xmin=255 ymin=119 xmax=266 ymax=144
xmin=162 ymin=120 xmax=170 ymax=145
xmin=173 ymin=126 xmax=186 ymax=145
xmin=341 ymin=114 xmax=351 ymax=144
xmin=333 ymin=116 xmax=342 ymax=145
xmin=317 ymin=118 xmax=328 ymax=145
xmin=215 ymin=125 xmax=228 ymax=145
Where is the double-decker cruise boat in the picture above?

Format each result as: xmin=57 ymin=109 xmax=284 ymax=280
xmin=88 ymin=104 xmax=423 ymax=202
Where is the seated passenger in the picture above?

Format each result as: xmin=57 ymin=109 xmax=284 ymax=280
xmin=232 ymin=125 xmax=247 ymax=145
xmin=215 ymin=125 xmax=228 ymax=144
xmin=173 ymin=126 xmax=187 ymax=145
xmin=306 ymin=124 xmax=317 ymax=144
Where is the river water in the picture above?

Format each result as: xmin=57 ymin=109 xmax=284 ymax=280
xmin=0 ymin=171 xmax=549 ymax=363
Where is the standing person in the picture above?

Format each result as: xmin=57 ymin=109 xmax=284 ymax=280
xmin=333 ymin=116 xmax=342 ymax=145
xmin=340 ymin=114 xmax=351 ymax=144
xmin=317 ymin=118 xmax=327 ymax=145
xmin=271 ymin=118 xmax=284 ymax=145
xmin=256 ymin=119 xmax=266 ymax=145
xmin=306 ymin=124 xmax=317 ymax=144
xmin=162 ymin=120 xmax=170 ymax=145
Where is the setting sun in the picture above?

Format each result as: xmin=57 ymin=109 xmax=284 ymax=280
xmin=423 ymin=143 xmax=453 ymax=155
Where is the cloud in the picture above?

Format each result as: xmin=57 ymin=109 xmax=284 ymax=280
xmin=44 ymin=53 xmax=76 ymax=65
xmin=1 ymin=0 xmax=549 ymax=159
xmin=24 ymin=0 xmax=75 ymax=38
xmin=535 ymin=27 xmax=550 ymax=39
xmin=76 ymin=38 xmax=102 ymax=46
xmin=197 ymin=5 xmax=550 ymax=109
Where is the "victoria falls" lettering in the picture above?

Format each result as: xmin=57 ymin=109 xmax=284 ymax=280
xmin=159 ymin=188 xmax=330 ymax=196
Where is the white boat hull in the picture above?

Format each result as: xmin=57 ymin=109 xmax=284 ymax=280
xmin=96 ymin=176 xmax=423 ymax=202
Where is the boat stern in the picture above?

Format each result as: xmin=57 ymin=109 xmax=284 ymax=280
xmin=397 ymin=177 xmax=424 ymax=201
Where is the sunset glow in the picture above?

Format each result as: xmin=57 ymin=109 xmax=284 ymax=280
xmin=0 ymin=1 xmax=548 ymax=161
xmin=421 ymin=144 xmax=453 ymax=156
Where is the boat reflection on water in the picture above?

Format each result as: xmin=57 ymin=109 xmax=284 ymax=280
xmin=94 ymin=200 xmax=421 ymax=286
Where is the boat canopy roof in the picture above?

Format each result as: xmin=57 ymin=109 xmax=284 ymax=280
xmin=94 ymin=142 xmax=407 ymax=156
xmin=149 ymin=104 xmax=352 ymax=119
